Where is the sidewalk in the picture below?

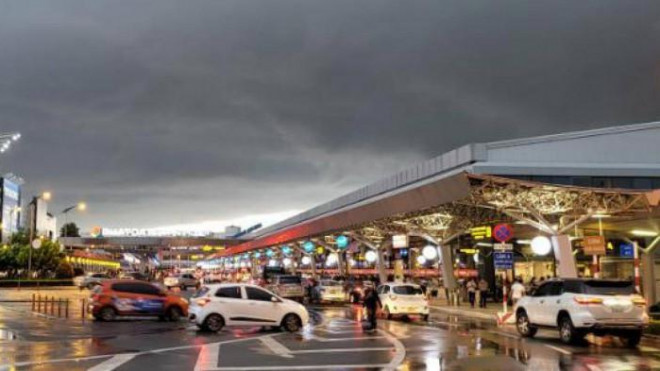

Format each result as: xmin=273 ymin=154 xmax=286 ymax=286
xmin=429 ymin=297 xmax=507 ymax=323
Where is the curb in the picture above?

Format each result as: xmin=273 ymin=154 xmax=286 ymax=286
xmin=429 ymin=305 xmax=499 ymax=322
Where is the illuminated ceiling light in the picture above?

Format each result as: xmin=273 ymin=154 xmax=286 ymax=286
xmin=326 ymin=253 xmax=338 ymax=266
xmin=422 ymin=245 xmax=438 ymax=260
xmin=282 ymin=258 xmax=292 ymax=267
xmin=416 ymin=255 xmax=427 ymax=265
xmin=476 ymin=242 xmax=493 ymax=247
xmin=335 ymin=235 xmax=349 ymax=249
xmin=631 ymin=230 xmax=658 ymax=237
xmin=473 ymin=253 xmax=479 ymax=263
xmin=516 ymin=239 xmax=532 ymax=245
xmin=349 ymin=258 xmax=356 ymax=267
xmin=303 ymin=241 xmax=315 ymax=253
xmin=531 ymin=236 xmax=552 ymax=256
xmin=268 ymin=259 xmax=278 ymax=267
xmin=592 ymin=214 xmax=611 ymax=219
xmin=301 ymin=256 xmax=311 ymax=265
xmin=365 ymin=250 xmax=377 ymax=263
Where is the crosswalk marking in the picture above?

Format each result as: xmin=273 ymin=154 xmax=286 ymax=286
xmin=88 ymin=353 xmax=138 ymax=371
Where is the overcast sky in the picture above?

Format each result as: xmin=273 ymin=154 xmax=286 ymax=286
xmin=1 ymin=1 xmax=660 ymax=233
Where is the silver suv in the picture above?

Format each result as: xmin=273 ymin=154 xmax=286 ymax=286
xmin=515 ymin=279 xmax=648 ymax=347
xmin=268 ymin=275 xmax=305 ymax=302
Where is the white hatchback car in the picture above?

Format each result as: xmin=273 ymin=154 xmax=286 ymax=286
xmin=515 ymin=279 xmax=648 ymax=346
xmin=314 ymin=280 xmax=346 ymax=303
xmin=377 ymin=283 xmax=429 ymax=321
xmin=189 ymin=283 xmax=309 ymax=332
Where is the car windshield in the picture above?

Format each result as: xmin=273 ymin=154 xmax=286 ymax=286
xmin=278 ymin=276 xmax=301 ymax=284
xmin=582 ymin=280 xmax=635 ymax=295
xmin=392 ymin=285 xmax=423 ymax=295
xmin=321 ymin=280 xmax=341 ymax=286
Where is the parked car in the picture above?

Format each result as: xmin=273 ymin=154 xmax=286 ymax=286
xmin=164 ymin=273 xmax=199 ymax=290
xmin=312 ymin=280 xmax=345 ymax=303
xmin=515 ymin=279 xmax=648 ymax=346
xmin=377 ymin=283 xmax=429 ymax=321
xmin=74 ymin=273 xmax=110 ymax=290
xmin=89 ymin=280 xmax=188 ymax=321
xmin=118 ymin=272 xmax=148 ymax=281
xmin=267 ymin=275 xmax=305 ymax=302
xmin=189 ymin=283 xmax=309 ymax=332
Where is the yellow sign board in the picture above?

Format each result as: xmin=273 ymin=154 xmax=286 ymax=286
xmin=460 ymin=248 xmax=478 ymax=254
xmin=470 ymin=226 xmax=492 ymax=240
xmin=583 ymin=236 xmax=606 ymax=255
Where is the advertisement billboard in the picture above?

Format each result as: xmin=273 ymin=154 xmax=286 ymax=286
xmin=1 ymin=178 xmax=20 ymax=242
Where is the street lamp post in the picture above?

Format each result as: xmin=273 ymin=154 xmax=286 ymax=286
xmin=0 ymin=132 xmax=21 ymax=155
xmin=28 ymin=191 xmax=51 ymax=278
xmin=60 ymin=202 xmax=87 ymax=238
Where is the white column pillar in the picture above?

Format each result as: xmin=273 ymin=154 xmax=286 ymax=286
xmin=440 ymin=244 xmax=457 ymax=290
xmin=376 ymin=245 xmax=388 ymax=284
xmin=641 ymin=252 xmax=656 ymax=306
xmin=551 ymin=234 xmax=577 ymax=278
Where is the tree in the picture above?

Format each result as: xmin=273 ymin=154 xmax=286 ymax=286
xmin=60 ymin=222 xmax=80 ymax=238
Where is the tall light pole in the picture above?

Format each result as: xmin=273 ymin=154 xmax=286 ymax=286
xmin=0 ymin=132 xmax=21 ymax=154
xmin=60 ymin=202 xmax=87 ymax=238
xmin=28 ymin=191 xmax=52 ymax=278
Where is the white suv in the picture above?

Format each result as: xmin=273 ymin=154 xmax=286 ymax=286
xmin=515 ymin=279 xmax=648 ymax=346
xmin=189 ymin=283 xmax=309 ymax=332
xmin=377 ymin=283 xmax=429 ymax=321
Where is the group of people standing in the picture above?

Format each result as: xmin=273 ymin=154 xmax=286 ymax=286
xmin=465 ymin=278 xmax=489 ymax=308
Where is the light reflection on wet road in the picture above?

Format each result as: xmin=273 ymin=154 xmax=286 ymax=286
xmin=0 ymin=300 xmax=659 ymax=370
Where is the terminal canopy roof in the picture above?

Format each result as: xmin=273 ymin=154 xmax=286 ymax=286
xmin=219 ymin=173 xmax=659 ymax=257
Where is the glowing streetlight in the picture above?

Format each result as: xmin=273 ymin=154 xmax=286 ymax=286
xmin=531 ymin=236 xmax=552 ymax=255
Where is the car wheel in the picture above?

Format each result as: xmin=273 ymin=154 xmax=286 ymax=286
xmin=282 ymin=314 xmax=302 ymax=332
xmin=384 ymin=306 xmax=392 ymax=320
xmin=99 ymin=307 xmax=117 ymax=322
xmin=624 ymin=330 xmax=643 ymax=348
xmin=167 ymin=306 xmax=183 ymax=322
xmin=202 ymin=314 xmax=224 ymax=332
xmin=558 ymin=315 xmax=582 ymax=344
xmin=516 ymin=311 xmax=537 ymax=338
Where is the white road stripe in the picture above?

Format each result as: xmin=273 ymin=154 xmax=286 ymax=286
xmin=259 ymin=336 xmax=293 ymax=358
xmin=291 ymin=347 xmax=392 ymax=354
xmin=544 ymin=344 xmax=572 ymax=355
xmin=194 ymin=343 xmax=221 ymax=371
xmin=87 ymin=353 xmax=138 ymax=371
xmin=379 ymin=329 xmax=406 ymax=370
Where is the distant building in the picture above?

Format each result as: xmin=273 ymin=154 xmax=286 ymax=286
xmin=27 ymin=197 xmax=57 ymax=241
xmin=0 ymin=176 xmax=22 ymax=243
xmin=224 ymin=225 xmax=242 ymax=237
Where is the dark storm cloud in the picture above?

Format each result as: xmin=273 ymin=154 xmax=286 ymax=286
xmin=1 ymin=0 xmax=659 ymax=229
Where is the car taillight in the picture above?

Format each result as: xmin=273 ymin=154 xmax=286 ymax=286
xmin=195 ymin=298 xmax=211 ymax=307
xmin=574 ymin=296 xmax=603 ymax=305
xmin=632 ymin=297 xmax=646 ymax=307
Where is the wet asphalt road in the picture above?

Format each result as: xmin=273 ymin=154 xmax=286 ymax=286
xmin=0 ymin=289 xmax=659 ymax=370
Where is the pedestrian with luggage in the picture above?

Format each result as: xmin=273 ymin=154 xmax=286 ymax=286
xmin=363 ymin=287 xmax=382 ymax=332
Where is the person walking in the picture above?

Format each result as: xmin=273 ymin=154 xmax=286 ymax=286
xmin=466 ymin=279 xmax=477 ymax=308
xmin=363 ymin=287 xmax=382 ymax=332
xmin=511 ymin=278 xmax=526 ymax=306
xmin=478 ymin=278 xmax=489 ymax=308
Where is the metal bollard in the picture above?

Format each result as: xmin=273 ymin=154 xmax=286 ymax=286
xmin=57 ymin=299 xmax=62 ymax=317
xmin=50 ymin=296 xmax=55 ymax=316
xmin=37 ymin=294 xmax=41 ymax=312
xmin=65 ymin=299 xmax=69 ymax=318
xmin=81 ymin=298 xmax=86 ymax=319
xmin=31 ymin=293 xmax=35 ymax=311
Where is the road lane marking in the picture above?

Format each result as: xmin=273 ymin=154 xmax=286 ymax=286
xmin=544 ymin=344 xmax=572 ymax=355
xmin=194 ymin=343 xmax=220 ymax=371
xmin=378 ymin=329 xmax=406 ymax=370
xmin=307 ymin=334 xmax=385 ymax=342
xmin=259 ymin=336 xmax=293 ymax=358
xmin=88 ymin=353 xmax=138 ymax=371
xmin=210 ymin=364 xmax=392 ymax=370
xmin=291 ymin=347 xmax=392 ymax=354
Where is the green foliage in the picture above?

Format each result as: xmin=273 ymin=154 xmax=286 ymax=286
xmin=0 ymin=230 xmax=64 ymax=278
xmin=60 ymin=223 xmax=80 ymax=238
xmin=55 ymin=261 xmax=74 ymax=278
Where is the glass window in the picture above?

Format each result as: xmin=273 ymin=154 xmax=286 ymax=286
xmin=533 ymin=283 xmax=552 ymax=297
xmin=581 ymin=280 xmax=634 ymax=295
xmin=611 ymin=178 xmax=633 ymax=189
xmin=392 ymin=285 xmax=424 ymax=295
xmin=571 ymin=177 xmax=592 ymax=187
xmin=278 ymin=276 xmax=301 ymax=284
xmin=134 ymin=283 xmax=161 ymax=296
xmin=633 ymin=178 xmax=653 ymax=189
xmin=194 ymin=286 xmax=210 ymax=298
xmin=378 ymin=285 xmax=390 ymax=294
xmin=548 ymin=282 xmax=564 ymax=296
xmin=246 ymin=286 xmax=275 ymax=302
xmin=321 ymin=280 xmax=341 ymax=286
xmin=216 ymin=287 xmax=242 ymax=299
